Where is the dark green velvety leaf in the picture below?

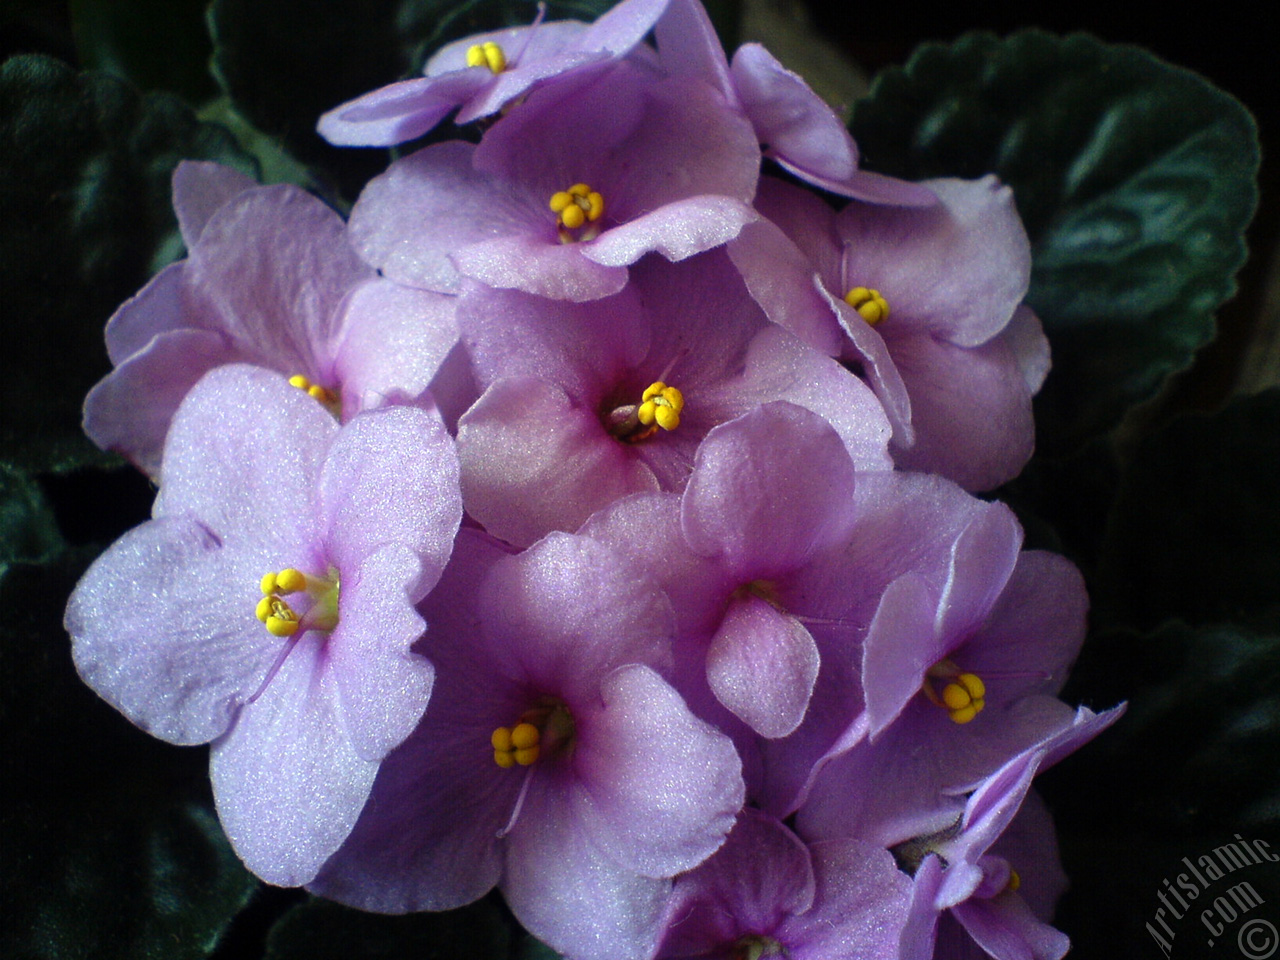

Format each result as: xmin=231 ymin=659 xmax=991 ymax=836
xmin=1 ymin=553 xmax=258 ymax=960
xmin=0 ymin=464 xmax=63 ymax=568
xmin=1095 ymin=389 xmax=1280 ymax=632
xmin=0 ymin=54 xmax=255 ymax=475
xmin=265 ymin=896 xmax=510 ymax=960
xmin=850 ymin=32 xmax=1259 ymax=453
xmin=1040 ymin=619 xmax=1280 ymax=959
xmin=70 ymin=0 xmax=217 ymax=102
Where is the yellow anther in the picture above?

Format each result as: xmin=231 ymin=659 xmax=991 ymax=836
xmin=287 ymin=373 xmax=339 ymax=410
xmin=491 ymin=727 xmax=514 ymax=752
xmin=255 ymin=596 xmax=274 ymax=623
xmin=1007 ymin=869 xmax=1021 ymax=892
xmin=494 ymin=749 xmax=516 ymax=768
xmin=265 ymin=598 xmax=299 ymax=637
xmin=288 ymin=374 xmax=310 ymax=390
xmin=844 ymin=286 xmax=889 ymax=325
xmin=956 ymin=672 xmax=985 ymax=700
xmin=465 ymin=41 xmax=507 ymax=73
xmin=275 ymin=568 xmax=308 ymax=594
xmin=260 ymin=572 xmax=278 ymax=595
xmin=550 ymin=183 xmax=605 ymax=235
xmin=949 ymin=702 xmax=981 ymax=724
xmin=510 ymin=722 xmax=540 ymax=750
xmin=636 ymin=382 xmax=683 ymax=432
xmin=941 ymin=672 xmax=986 ymax=723
xmin=942 ymin=682 xmax=974 ymax=711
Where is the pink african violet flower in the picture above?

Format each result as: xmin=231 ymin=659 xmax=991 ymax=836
xmin=86 ymin=161 xmax=458 ymax=478
xmin=653 ymin=808 xmax=911 ymax=960
xmin=311 ymin=529 xmax=744 ymax=960
xmin=731 ymin=175 xmax=1047 ymax=490
xmin=454 ymin=250 xmax=891 ymax=547
xmin=318 ymin=0 xmax=669 ymax=145
xmin=653 ymin=0 xmax=935 ymax=205
xmin=66 ymin=365 xmax=462 ymax=886
xmin=345 ymin=60 xmax=760 ymax=302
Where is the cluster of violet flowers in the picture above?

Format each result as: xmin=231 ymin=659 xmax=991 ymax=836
xmin=64 ymin=0 xmax=1125 ymax=957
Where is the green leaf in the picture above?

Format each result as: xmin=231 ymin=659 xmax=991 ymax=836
xmin=1041 ymin=619 xmax=1280 ymax=957
xmin=70 ymin=0 xmax=218 ymax=102
xmin=0 ymin=553 xmax=258 ymax=960
xmin=0 ymin=464 xmax=63 ymax=569
xmin=850 ymin=32 xmax=1260 ymax=453
xmin=0 ymin=54 xmax=255 ymax=475
xmin=1096 ymin=389 xmax=1280 ymax=632
xmin=264 ymin=896 xmax=510 ymax=960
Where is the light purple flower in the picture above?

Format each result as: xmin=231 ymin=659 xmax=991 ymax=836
xmin=317 ymin=0 xmax=669 ymax=145
xmin=730 ymin=175 xmax=1046 ymax=490
xmin=653 ymin=0 xmax=935 ymax=204
xmin=454 ymin=251 xmax=891 ymax=546
xmin=653 ymin=808 xmax=911 ymax=960
xmin=66 ymin=365 xmax=463 ymax=885
xmin=345 ymin=62 xmax=761 ymax=302
xmin=311 ymin=529 xmax=744 ymax=960
xmin=86 ymin=161 xmax=458 ymax=477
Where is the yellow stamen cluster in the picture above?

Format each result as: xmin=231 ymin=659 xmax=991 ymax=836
xmin=844 ymin=286 xmax=889 ymax=325
xmin=940 ymin=672 xmax=986 ymax=724
xmin=287 ymin=374 xmax=339 ymax=409
xmin=1007 ymin=869 xmax=1021 ymax=893
xmin=550 ymin=183 xmax=605 ymax=232
xmin=465 ymin=41 xmax=507 ymax=73
xmin=256 ymin=567 xmax=338 ymax=637
xmin=491 ymin=722 xmax=541 ymax=768
xmin=637 ymin=382 xmax=683 ymax=432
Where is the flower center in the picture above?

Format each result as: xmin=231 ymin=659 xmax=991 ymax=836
xmin=491 ymin=697 xmax=575 ymax=768
xmin=603 ymin=381 xmax=684 ymax=443
xmin=843 ymin=286 xmax=889 ymax=325
xmin=255 ymin=567 xmax=340 ymax=638
xmin=550 ymin=183 xmax=605 ymax=242
xmin=731 ymin=935 xmax=788 ymax=960
xmin=465 ymin=41 xmax=507 ymax=73
xmin=921 ymin=658 xmax=986 ymax=724
xmin=287 ymin=374 xmax=341 ymax=417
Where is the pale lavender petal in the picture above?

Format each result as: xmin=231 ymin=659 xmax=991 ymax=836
xmin=887 ymin=330 xmax=1036 ymax=491
xmin=329 ymin=544 xmax=434 ymax=761
xmin=457 ymin=52 xmax=608 ymax=124
xmin=935 ymin=501 xmax=1023 ymax=640
xmin=504 ymin=776 xmax=673 ymax=960
xmin=172 ymin=160 xmax=258 ymax=247
xmin=574 ymin=663 xmax=743 ymax=877
xmin=752 ymin=176 xmax=843 ymax=283
xmin=786 ymin=839 xmax=912 ymax=960
xmin=705 ymin=595 xmax=820 ymax=738
xmin=317 ymin=72 xmax=487 ymax=146
xmin=84 ymin=328 xmax=237 ymax=479
xmin=1004 ymin=305 xmax=1051 ymax=393
xmin=830 ymin=289 xmax=914 ymax=444
xmin=786 ymin=162 xmax=939 ymax=206
xmin=154 ymin=365 xmax=334 ymax=550
xmin=318 ymin=404 xmax=461 ymax=593
xmin=993 ymin=791 xmax=1068 ymax=921
xmin=653 ymin=0 xmax=733 ymax=96
xmin=103 ymin=261 xmax=187 ymax=365
xmin=728 ymin=324 xmax=893 ymax=471
xmin=862 ymin=573 xmax=949 ymax=737
xmin=454 ymin=232 xmax=629 ymax=302
xmin=901 ymin=855 xmax=946 ymax=960
xmin=479 ymin=534 xmax=675 ymax=695
xmin=459 ymin=281 xmax=648 ymax=400
xmin=581 ymin=195 xmax=758 ymax=268
xmin=457 ymin=377 xmax=659 ymax=547
xmin=210 ymin=635 xmax=378 ymax=887
xmin=580 ymin=0 xmax=670 ymax=55
xmin=66 ymin=516 xmax=278 ymax=745
xmin=332 ymin=279 xmax=460 ymax=416
xmin=348 ymin=141 xmax=535 ymax=293
xmin=728 ymin=219 xmax=844 ymax=356
xmin=836 ymin=176 xmax=1030 ymax=347
xmin=185 ymin=184 xmax=373 ymax=364
xmin=659 ymin=809 xmax=815 ymax=958
xmin=952 ymin=896 xmax=1070 ymax=960
xmin=426 ymin=23 xmax=589 ymax=74
xmin=681 ymin=402 xmax=859 ymax=576
xmin=730 ymin=44 xmax=857 ymax=182
xmin=965 ymin=551 xmax=1087 ymax=701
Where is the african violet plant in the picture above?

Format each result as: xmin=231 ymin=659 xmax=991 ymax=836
xmin=1 ymin=0 xmax=1268 ymax=958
